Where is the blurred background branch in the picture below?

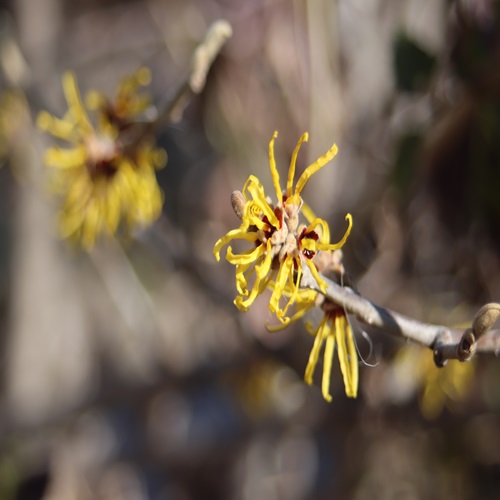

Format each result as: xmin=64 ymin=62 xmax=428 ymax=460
xmin=302 ymin=267 xmax=500 ymax=363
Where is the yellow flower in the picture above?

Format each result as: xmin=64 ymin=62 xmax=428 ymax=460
xmin=86 ymin=67 xmax=152 ymax=127
xmin=269 ymin=247 xmax=358 ymax=402
xmin=214 ymin=131 xmax=352 ymax=322
xmin=393 ymin=347 xmax=475 ymax=419
xmin=38 ymin=70 xmax=166 ymax=249
xmin=305 ymin=305 xmax=358 ymax=402
xmin=273 ymin=292 xmax=358 ymax=405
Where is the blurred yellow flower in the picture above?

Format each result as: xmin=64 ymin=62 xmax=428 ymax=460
xmin=214 ymin=131 xmax=352 ymax=323
xmin=394 ymin=346 xmax=475 ymax=419
xmin=38 ymin=69 xmax=166 ymax=249
xmin=86 ymin=67 xmax=152 ymax=126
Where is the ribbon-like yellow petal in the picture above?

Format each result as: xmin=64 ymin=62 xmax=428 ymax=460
xmin=226 ymin=243 xmax=265 ymax=265
xmin=269 ymin=256 xmax=293 ymax=315
xmin=287 ymin=132 xmax=308 ymax=196
xmin=62 ymin=72 xmax=93 ymax=134
xmin=305 ymin=259 xmax=327 ymax=294
xmin=44 ymin=146 xmax=87 ymax=169
xmin=301 ymin=201 xmax=317 ymax=225
xmin=235 ymin=261 xmax=254 ymax=295
xmin=295 ymin=142 xmax=338 ymax=195
xmin=317 ymin=214 xmax=352 ymax=251
xmin=213 ymin=229 xmax=259 ymax=260
xmin=235 ymin=240 xmax=273 ymax=311
xmin=322 ymin=328 xmax=336 ymax=402
xmin=304 ymin=315 xmax=329 ymax=385
xmin=245 ymin=176 xmax=279 ymax=228
xmin=268 ymin=131 xmax=282 ymax=204
xmin=335 ymin=313 xmax=356 ymax=398
xmin=344 ymin=315 xmax=358 ymax=398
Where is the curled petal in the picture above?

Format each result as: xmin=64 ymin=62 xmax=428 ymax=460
xmin=235 ymin=240 xmax=273 ymax=311
xmin=213 ymin=229 xmax=259 ymax=261
xmin=295 ymin=142 xmax=338 ymax=195
xmin=317 ymin=213 xmax=352 ymax=251
xmin=243 ymin=200 xmax=273 ymax=231
xmin=235 ymin=271 xmax=273 ymax=312
xmin=226 ymin=243 xmax=265 ymax=265
xmin=266 ymin=317 xmax=291 ymax=332
xmin=266 ymin=270 xmax=317 ymax=330
xmin=235 ymin=261 xmax=254 ymax=295
xmin=266 ymin=300 xmax=313 ymax=331
xmin=245 ymin=176 xmax=279 ymax=228
xmin=305 ymin=217 xmax=329 ymax=243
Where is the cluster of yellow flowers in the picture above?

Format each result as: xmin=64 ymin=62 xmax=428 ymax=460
xmin=38 ymin=68 xmax=166 ymax=249
xmin=214 ymin=131 xmax=357 ymax=401
xmin=37 ymin=69 xmax=472 ymax=406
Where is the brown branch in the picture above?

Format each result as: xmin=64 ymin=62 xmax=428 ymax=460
xmin=300 ymin=266 xmax=500 ymax=366
xmin=157 ymin=19 xmax=232 ymax=125
xmin=126 ymin=19 xmax=232 ymax=147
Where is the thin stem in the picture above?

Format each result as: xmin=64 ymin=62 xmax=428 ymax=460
xmin=300 ymin=265 xmax=500 ymax=365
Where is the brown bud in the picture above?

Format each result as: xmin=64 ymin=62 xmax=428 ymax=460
xmin=472 ymin=303 xmax=500 ymax=339
xmin=231 ymin=190 xmax=246 ymax=220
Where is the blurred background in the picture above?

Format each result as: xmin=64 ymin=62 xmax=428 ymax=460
xmin=0 ymin=0 xmax=500 ymax=498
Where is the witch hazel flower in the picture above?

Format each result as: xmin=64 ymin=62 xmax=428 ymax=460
xmin=214 ymin=130 xmax=352 ymax=324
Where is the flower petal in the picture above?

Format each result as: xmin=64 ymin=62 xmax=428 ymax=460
xmin=269 ymin=256 xmax=293 ymax=315
xmin=279 ymin=263 xmax=302 ymax=318
xmin=301 ymin=201 xmax=317 ymax=225
xmin=235 ymin=261 xmax=254 ymax=295
xmin=213 ymin=229 xmax=259 ymax=261
xmin=245 ymin=176 xmax=279 ymax=228
xmin=44 ymin=146 xmax=87 ymax=169
xmin=268 ymin=131 xmax=282 ymax=204
xmin=235 ymin=240 xmax=273 ymax=311
xmin=344 ymin=315 xmax=359 ymax=398
xmin=287 ymin=132 xmax=308 ymax=196
xmin=317 ymin=213 xmax=352 ymax=251
xmin=304 ymin=315 xmax=329 ymax=385
xmin=295 ymin=142 xmax=338 ymax=195
xmin=304 ymin=259 xmax=327 ymax=293
xmin=335 ymin=313 xmax=357 ymax=398
xmin=226 ymin=243 xmax=265 ymax=265
xmin=322 ymin=328 xmax=336 ymax=402
xmin=62 ymin=72 xmax=93 ymax=134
